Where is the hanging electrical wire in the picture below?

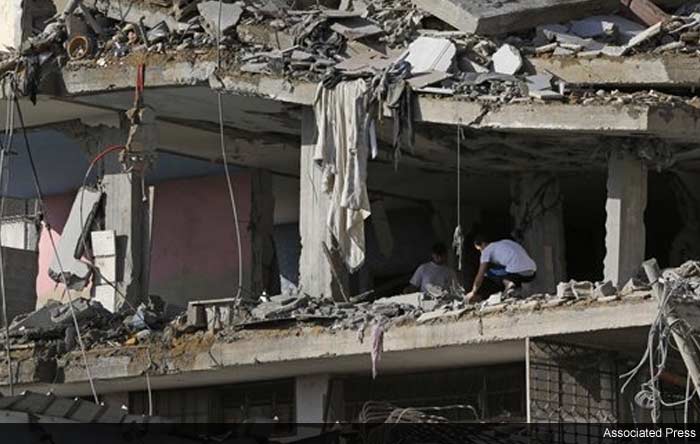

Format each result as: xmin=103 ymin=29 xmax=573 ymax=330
xmin=620 ymin=271 xmax=699 ymax=423
xmin=452 ymin=120 xmax=464 ymax=271
xmin=216 ymin=0 xmax=243 ymax=302
xmin=0 ymin=88 xmax=16 ymax=395
xmin=11 ymin=89 xmax=99 ymax=404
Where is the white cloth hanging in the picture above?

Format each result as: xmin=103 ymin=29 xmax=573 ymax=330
xmin=313 ymin=79 xmax=374 ymax=272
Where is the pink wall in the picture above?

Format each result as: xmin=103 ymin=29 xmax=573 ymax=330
xmin=36 ymin=174 xmax=254 ymax=310
xmin=149 ymin=174 xmax=253 ymax=308
xmin=36 ymin=193 xmax=85 ymax=306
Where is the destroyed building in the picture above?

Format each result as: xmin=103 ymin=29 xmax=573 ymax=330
xmin=1 ymin=0 xmax=700 ymax=433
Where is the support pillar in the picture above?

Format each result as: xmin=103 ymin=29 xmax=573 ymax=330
xmin=247 ymin=169 xmax=279 ymax=297
xmin=604 ymin=151 xmax=647 ymax=286
xmin=299 ymin=107 xmax=349 ymax=300
xmin=511 ymin=173 xmax=566 ymax=294
xmin=102 ymin=169 xmax=146 ymax=309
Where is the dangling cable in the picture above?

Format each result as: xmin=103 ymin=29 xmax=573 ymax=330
xmin=13 ymin=92 xmax=99 ymax=404
xmin=216 ymin=0 xmax=243 ymax=302
xmin=452 ymin=120 xmax=464 ymax=271
xmin=0 ymin=90 xmax=15 ymax=395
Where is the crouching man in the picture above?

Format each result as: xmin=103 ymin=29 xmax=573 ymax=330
xmin=466 ymin=234 xmax=536 ymax=303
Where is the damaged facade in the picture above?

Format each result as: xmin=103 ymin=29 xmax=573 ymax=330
xmin=0 ymin=0 xmax=700 ymax=432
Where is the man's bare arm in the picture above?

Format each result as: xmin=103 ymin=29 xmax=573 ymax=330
xmin=467 ymin=262 xmax=489 ymax=300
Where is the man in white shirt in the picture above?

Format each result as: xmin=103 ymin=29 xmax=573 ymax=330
xmin=406 ymin=243 xmax=458 ymax=293
xmin=466 ymin=234 xmax=536 ymax=303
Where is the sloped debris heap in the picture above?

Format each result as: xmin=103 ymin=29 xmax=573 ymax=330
xmin=4 ymin=0 xmax=700 ymax=106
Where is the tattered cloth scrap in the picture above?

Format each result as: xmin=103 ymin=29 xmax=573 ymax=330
xmin=313 ymin=79 xmax=376 ymax=272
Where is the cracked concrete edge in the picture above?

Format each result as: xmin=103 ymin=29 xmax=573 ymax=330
xmin=2 ymin=297 xmax=655 ymax=392
xmin=55 ymin=60 xmax=700 ymax=138
xmin=530 ymin=54 xmax=700 ymax=87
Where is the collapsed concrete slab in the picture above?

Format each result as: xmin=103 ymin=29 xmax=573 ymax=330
xmin=412 ymin=0 xmax=620 ymax=36
xmin=530 ymin=54 xmax=700 ymax=87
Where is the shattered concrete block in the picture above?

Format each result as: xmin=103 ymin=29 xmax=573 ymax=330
xmin=556 ymin=282 xmax=574 ymax=299
xmin=620 ymin=0 xmax=670 ymax=27
xmin=620 ymin=277 xmax=651 ymax=295
xmin=9 ymin=300 xmax=62 ymax=333
xmin=329 ymin=17 xmax=383 ymax=41
xmin=416 ymin=308 xmax=449 ymax=324
xmin=374 ymin=293 xmax=422 ymax=308
xmin=404 ymin=37 xmax=456 ymax=73
xmin=412 ymin=0 xmax=620 ymax=36
xmin=595 ymin=280 xmax=617 ymax=298
xmin=573 ymin=15 xmax=645 ymax=43
xmin=197 ymin=1 xmax=244 ymax=38
xmin=492 ymin=44 xmax=522 ymax=75
xmin=237 ymin=23 xmax=294 ymax=50
xmin=186 ymin=303 xmax=206 ymax=329
xmin=571 ymin=281 xmax=595 ymax=298
xmin=625 ymin=21 xmax=662 ymax=50
xmin=526 ymin=73 xmax=554 ymax=92
xmin=50 ymin=298 xmax=107 ymax=326
xmin=529 ymin=89 xmax=564 ymax=101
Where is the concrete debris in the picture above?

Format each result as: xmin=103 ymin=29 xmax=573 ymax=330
xmin=197 ymin=1 xmax=244 ymax=38
xmin=492 ymin=44 xmax=522 ymax=76
xmin=4 ymin=0 xmax=699 ymax=109
xmin=5 ymin=261 xmax=696 ymax=375
xmin=403 ymin=37 xmax=456 ymax=73
xmin=621 ymin=0 xmax=670 ymax=27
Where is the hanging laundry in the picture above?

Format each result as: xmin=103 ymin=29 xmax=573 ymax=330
xmin=313 ymin=79 xmax=375 ymax=272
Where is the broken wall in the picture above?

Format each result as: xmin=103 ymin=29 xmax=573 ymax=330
xmin=36 ymin=173 xmax=258 ymax=311
xmin=36 ymin=192 xmax=85 ymax=307
xmin=0 ymin=0 xmax=56 ymax=51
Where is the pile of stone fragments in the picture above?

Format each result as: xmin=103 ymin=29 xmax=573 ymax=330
xmin=6 ymin=261 xmax=689 ymax=355
xmin=4 ymin=0 xmax=700 ymax=105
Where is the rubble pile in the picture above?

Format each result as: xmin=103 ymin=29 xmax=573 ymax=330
xmin=5 ymin=295 xmax=167 ymax=351
xmin=524 ymin=10 xmax=700 ymax=58
xmin=3 ymin=0 xmax=700 ymax=105
xmin=663 ymin=260 xmax=700 ymax=301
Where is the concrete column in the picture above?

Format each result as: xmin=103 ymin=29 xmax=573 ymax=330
xmin=298 ymin=108 xmax=348 ymax=300
xmin=511 ymin=173 xmax=566 ymax=294
xmin=103 ymin=170 xmax=146 ymax=309
xmin=604 ymin=151 xmax=648 ymax=286
xmin=246 ymin=169 xmax=278 ymax=298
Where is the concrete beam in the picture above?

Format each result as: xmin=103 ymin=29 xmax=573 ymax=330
xmin=604 ymin=150 xmax=648 ymax=286
xmin=62 ymin=60 xmax=216 ymax=96
xmin=212 ymin=73 xmax=700 ymax=141
xmin=3 ymin=297 xmax=656 ymax=397
xmin=530 ymin=54 xmax=700 ymax=87
xmin=412 ymin=0 xmax=619 ymax=36
xmin=58 ymin=65 xmax=700 ymax=141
